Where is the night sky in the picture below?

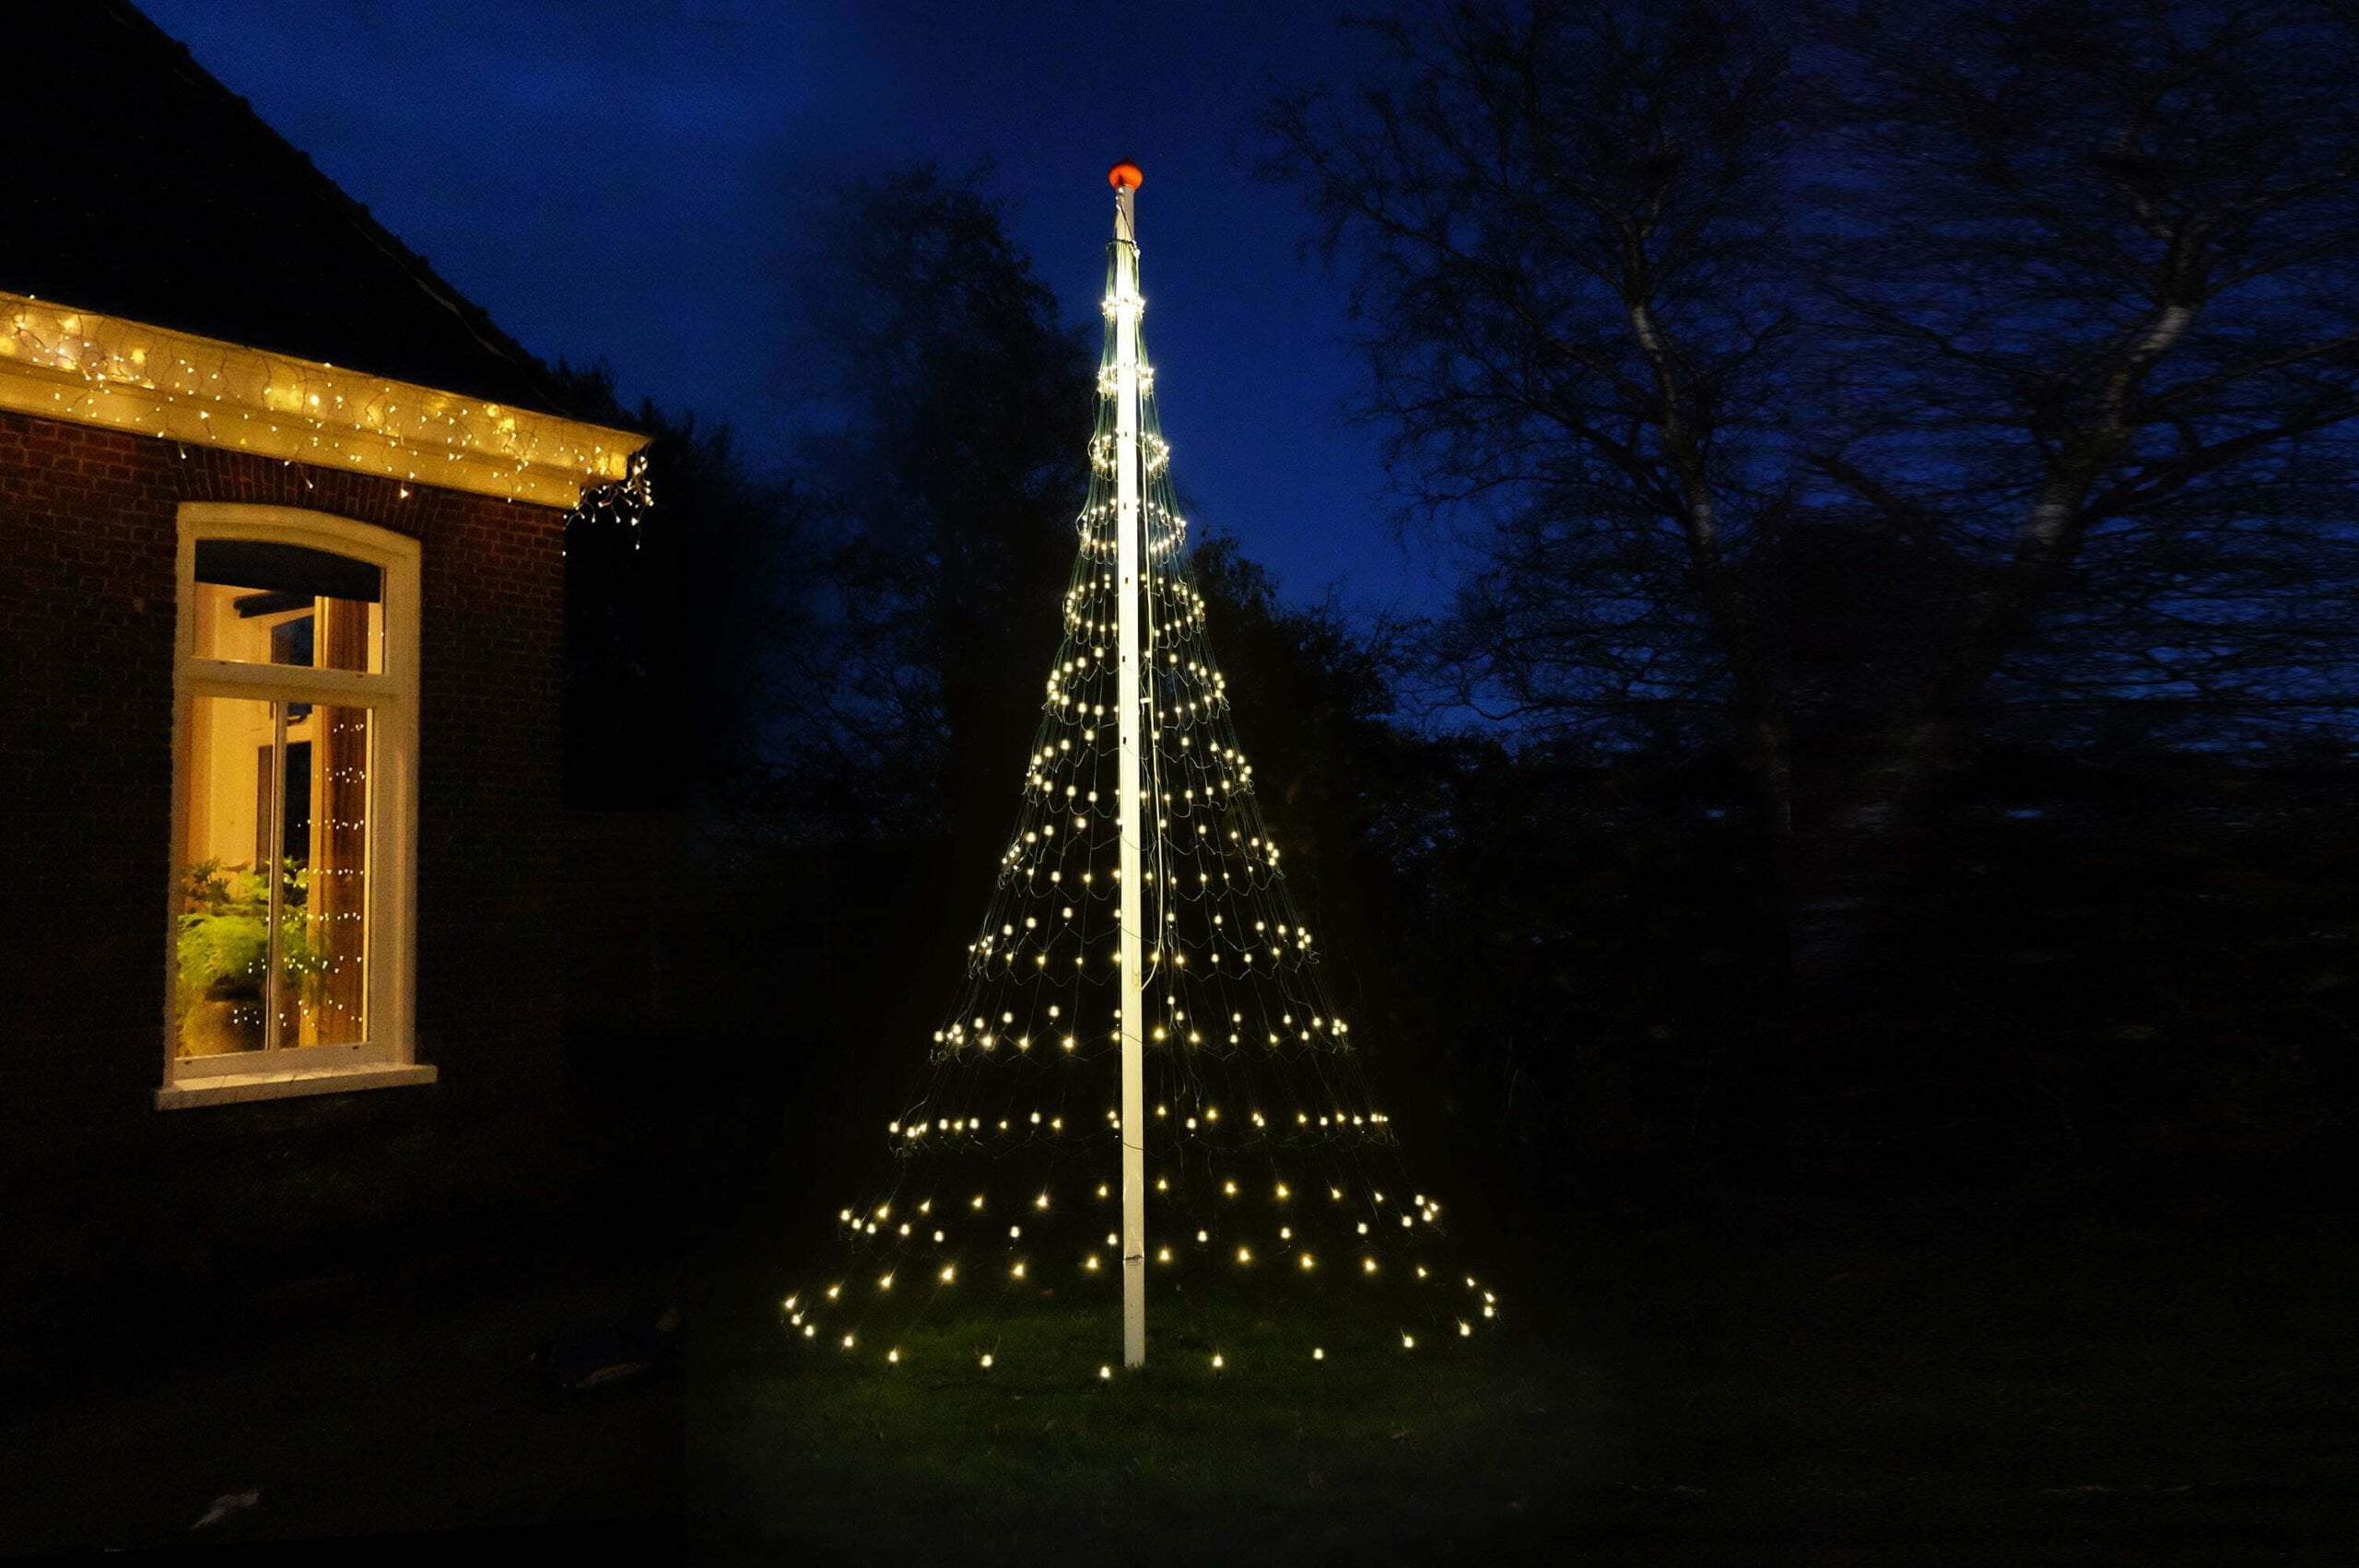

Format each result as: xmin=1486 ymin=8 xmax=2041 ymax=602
xmin=139 ymin=0 xmax=1448 ymax=615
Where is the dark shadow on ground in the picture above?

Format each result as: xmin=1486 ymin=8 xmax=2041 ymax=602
xmin=0 ymin=1082 xmax=687 ymax=1559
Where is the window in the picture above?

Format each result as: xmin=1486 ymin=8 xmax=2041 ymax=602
xmin=163 ymin=506 xmax=426 ymax=1106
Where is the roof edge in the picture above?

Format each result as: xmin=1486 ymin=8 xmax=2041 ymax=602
xmin=3 ymin=289 xmax=650 ymax=509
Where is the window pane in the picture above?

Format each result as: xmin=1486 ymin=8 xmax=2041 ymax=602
xmin=175 ymin=696 xmax=276 ymax=1057
xmin=191 ymin=542 xmax=383 ymax=673
xmin=288 ymin=704 xmax=370 ymax=1046
xmin=176 ymin=697 xmax=372 ymax=1057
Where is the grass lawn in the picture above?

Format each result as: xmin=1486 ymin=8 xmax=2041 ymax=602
xmin=688 ymin=1216 xmax=2359 ymax=1566
xmin=691 ymin=1281 xmax=1595 ymax=1566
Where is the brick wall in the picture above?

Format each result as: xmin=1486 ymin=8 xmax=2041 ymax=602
xmin=0 ymin=409 xmax=574 ymax=1290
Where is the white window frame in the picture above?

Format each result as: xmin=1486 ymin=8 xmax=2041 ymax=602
xmin=158 ymin=503 xmax=429 ymax=1107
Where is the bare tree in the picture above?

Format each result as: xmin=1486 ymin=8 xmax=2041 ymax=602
xmin=1812 ymin=0 xmax=2359 ymax=755
xmin=1262 ymin=0 xmax=1795 ymax=834
xmin=779 ymin=164 xmax=1096 ymax=848
xmin=1269 ymin=0 xmax=2359 ymax=966
xmin=1789 ymin=0 xmax=2359 ymax=954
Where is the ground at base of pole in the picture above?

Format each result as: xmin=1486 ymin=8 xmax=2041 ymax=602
xmin=697 ymin=1219 xmax=2357 ymax=1567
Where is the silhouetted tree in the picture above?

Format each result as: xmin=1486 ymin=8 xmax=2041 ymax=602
xmin=1261 ymin=0 xmax=1795 ymax=837
xmin=1267 ymin=0 xmax=2359 ymax=933
xmin=780 ymin=163 xmax=1096 ymax=860
xmin=557 ymin=364 xmax=819 ymax=824
xmin=1798 ymin=0 xmax=2359 ymax=930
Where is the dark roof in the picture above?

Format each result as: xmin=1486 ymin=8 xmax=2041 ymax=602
xmin=3 ymin=1 xmax=581 ymax=419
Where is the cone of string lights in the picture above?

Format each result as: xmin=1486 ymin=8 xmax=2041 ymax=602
xmin=782 ymin=163 xmax=1500 ymax=1380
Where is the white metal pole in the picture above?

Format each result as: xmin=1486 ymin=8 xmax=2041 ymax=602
xmin=1112 ymin=175 xmax=1148 ymax=1369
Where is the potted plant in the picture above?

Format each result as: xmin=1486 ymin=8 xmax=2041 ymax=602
xmin=175 ymin=859 xmax=321 ymax=1055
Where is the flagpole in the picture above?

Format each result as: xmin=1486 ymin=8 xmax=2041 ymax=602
xmin=1110 ymin=161 xmax=1148 ymax=1370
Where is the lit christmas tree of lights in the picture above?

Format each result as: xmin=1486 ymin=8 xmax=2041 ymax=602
xmin=786 ymin=165 xmax=1498 ymax=1376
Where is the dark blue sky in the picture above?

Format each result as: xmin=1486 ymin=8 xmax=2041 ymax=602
xmin=141 ymin=0 xmax=1448 ymax=616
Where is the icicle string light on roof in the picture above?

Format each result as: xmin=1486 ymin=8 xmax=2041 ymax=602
xmin=0 ymin=290 xmax=647 ymax=509
xmin=569 ymin=446 xmax=656 ymax=543
xmin=785 ymin=164 xmax=1496 ymax=1378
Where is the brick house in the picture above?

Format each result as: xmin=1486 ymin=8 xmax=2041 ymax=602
xmin=0 ymin=4 xmax=651 ymax=1297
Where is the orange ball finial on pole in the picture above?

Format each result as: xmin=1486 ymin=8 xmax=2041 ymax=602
xmin=1109 ymin=161 xmax=1144 ymax=191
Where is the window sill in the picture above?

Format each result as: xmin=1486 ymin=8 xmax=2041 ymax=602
xmin=156 ymin=1061 xmax=437 ymax=1110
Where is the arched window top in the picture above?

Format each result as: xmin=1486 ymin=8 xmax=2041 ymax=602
xmin=190 ymin=540 xmax=381 ymax=673
xmin=178 ymin=506 xmax=417 ymax=685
